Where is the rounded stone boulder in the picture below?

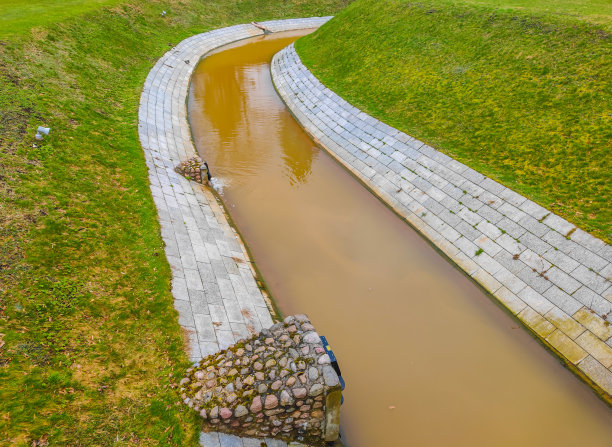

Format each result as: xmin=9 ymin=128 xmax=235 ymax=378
xmin=280 ymin=390 xmax=294 ymax=406
xmin=209 ymin=406 xmax=219 ymax=419
xmin=234 ymin=405 xmax=248 ymax=418
xmin=265 ymin=359 xmax=277 ymax=368
xmin=180 ymin=313 xmax=343 ymax=444
xmin=264 ymin=394 xmax=279 ymax=410
xmin=309 ymin=384 xmax=324 ymax=397
xmin=303 ymin=331 xmax=320 ymax=344
xmin=292 ymin=387 xmax=307 ymax=399
xmin=308 ymin=367 xmax=319 ymax=381
xmin=322 ymin=365 xmax=340 ymax=387
xmin=250 ymin=396 xmax=262 ymax=413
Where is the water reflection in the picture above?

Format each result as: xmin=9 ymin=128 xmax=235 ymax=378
xmin=280 ymin=124 xmax=316 ymax=186
xmin=189 ymin=34 xmax=316 ymax=188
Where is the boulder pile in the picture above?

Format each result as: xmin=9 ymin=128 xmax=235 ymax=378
xmin=174 ymin=156 xmax=209 ymax=184
xmin=180 ymin=315 xmax=342 ymax=445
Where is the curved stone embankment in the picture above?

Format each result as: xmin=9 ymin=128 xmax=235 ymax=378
xmin=271 ymin=44 xmax=612 ymax=400
xmin=138 ymin=17 xmax=331 ymax=446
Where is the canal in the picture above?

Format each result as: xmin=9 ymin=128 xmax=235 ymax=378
xmin=188 ymin=30 xmax=612 ymax=446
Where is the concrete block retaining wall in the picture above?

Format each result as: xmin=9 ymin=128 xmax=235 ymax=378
xmin=271 ymin=44 xmax=612 ymax=400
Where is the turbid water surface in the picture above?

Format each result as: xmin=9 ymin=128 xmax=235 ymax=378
xmin=188 ymin=31 xmax=612 ymax=446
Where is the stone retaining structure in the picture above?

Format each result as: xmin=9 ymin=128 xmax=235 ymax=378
xmin=181 ymin=315 xmax=341 ymax=445
xmin=137 ymin=17 xmax=332 ymax=447
xmin=271 ymin=44 xmax=612 ymax=400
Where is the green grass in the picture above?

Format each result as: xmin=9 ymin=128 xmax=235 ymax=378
xmin=0 ymin=0 xmax=126 ymax=38
xmin=0 ymin=0 xmax=347 ymax=445
xmin=296 ymin=0 xmax=612 ymax=241
xmin=441 ymin=0 xmax=612 ymax=27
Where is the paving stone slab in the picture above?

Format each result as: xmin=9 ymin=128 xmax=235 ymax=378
xmin=271 ymin=44 xmax=612 ymax=402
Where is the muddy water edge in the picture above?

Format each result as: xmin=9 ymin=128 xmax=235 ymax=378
xmin=187 ymin=31 xmax=612 ymax=447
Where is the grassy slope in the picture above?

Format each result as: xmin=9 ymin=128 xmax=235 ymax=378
xmin=0 ymin=0 xmax=126 ymax=38
xmin=444 ymin=0 xmax=612 ymax=26
xmin=296 ymin=0 xmax=612 ymax=241
xmin=0 ymin=0 xmax=347 ymax=445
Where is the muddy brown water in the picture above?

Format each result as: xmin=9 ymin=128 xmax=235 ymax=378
xmin=188 ymin=31 xmax=612 ymax=447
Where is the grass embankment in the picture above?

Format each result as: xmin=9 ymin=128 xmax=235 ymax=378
xmin=0 ymin=0 xmax=347 ymax=445
xmin=0 ymin=0 xmax=125 ymax=39
xmin=296 ymin=0 xmax=612 ymax=241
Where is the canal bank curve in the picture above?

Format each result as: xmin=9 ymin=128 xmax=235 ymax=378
xmin=137 ymin=18 xmax=331 ymax=447
xmin=188 ymin=32 xmax=612 ymax=447
xmin=271 ymin=44 xmax=612 ymax=402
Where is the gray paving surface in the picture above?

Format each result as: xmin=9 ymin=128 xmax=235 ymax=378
xmin=271 ymin=44 xmax=612 ymax=398
xmin=138 ymin=17 xmax=331 ymax=447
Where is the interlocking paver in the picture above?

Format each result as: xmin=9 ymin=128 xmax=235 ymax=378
xmin=519 ymin=249 xmax=551 ymax=273
xmin=496 ymin=217 xmax=526 ymax=239
xmin=519 ymin=200 xmax=549 ymax=220
xmin=517 ymin=286 xmax=553 ymax=315
xmin=140 ymin=18 xmax=331 ymax=446
xmin=472 ymin=268 xmax=502 ymax=293
xmin=495 ymin=267 xmax=527 ymax=295
xmin=571 ymin=266 xmax=609 ymax=294
xmin=572 ymin=308 xmax=612 ymax=341
xmin=575 ymin=331 xmax=612 ymax=368
xmin=200 ymin=431 xmax=222 ymax=447
xmin=544 ymin=307 xmax=586 ymax=340
xmin=271 ymin=44 xmax=612 ymax=400
xmin=570 ymin=228 xmax=606 ymax=252
xmin=577 ymin=356 xmax=612 ymax=395
xmin=571 ymin=245 xmax=608 ymax=272
xmin=516 ymin=266 xmax=552 ymax=295
xmin=546 ymin=330 xmax=588 ymax=364
xmin=542 ymin=248 xmax=580 ymax=274
xmin=474 ymin=235 xmax=503 ymax=257
xmin=573 ymin=287 xmax=612 ymax=315
xmin=517 ymin=307 xmax=556 ymax=338
xmin=543 ymin=286 xmax=582 ymax=316
xmin=545 ymin=267 xmax=581 ymax=295
xmin=542 ymin=213 xmax=575 ymax=235
xmin=494 ymin=287 xmax=527 ymax=315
